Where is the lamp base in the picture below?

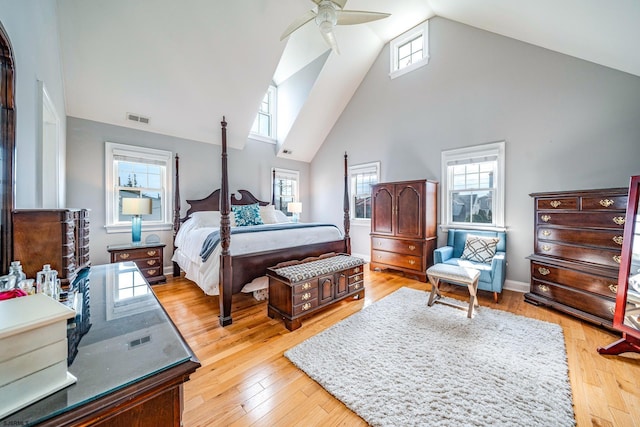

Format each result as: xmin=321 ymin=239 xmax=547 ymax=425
xmin=131 ymin=216 xmax=142 ymax=245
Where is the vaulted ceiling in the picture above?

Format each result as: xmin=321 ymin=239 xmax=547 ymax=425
xmin=56 ymin=0 xmax=640 ymax=162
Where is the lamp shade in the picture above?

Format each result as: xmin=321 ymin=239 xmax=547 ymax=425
xmin=122 ymin=198 xmax=152 ymax=215
xmin=287 ymin=202 xmax=302 ymax=214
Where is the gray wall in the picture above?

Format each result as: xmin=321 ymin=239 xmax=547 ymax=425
xmin=66 ymin=117 xmax=310 ymax=266
xmin=0 ymin=0 xmax=67 ymax=208
xmin=310 ymin=17 xmax=640 ymax=286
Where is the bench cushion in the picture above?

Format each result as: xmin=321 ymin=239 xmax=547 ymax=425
xmin=427 ymin=263 xmax=480 ymax=284
xmin=271 ymin=255 xmax=364 ymax=282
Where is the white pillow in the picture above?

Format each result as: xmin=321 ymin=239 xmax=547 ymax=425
xmin=259 ymin=205 xmax=278 ymax=224
xmin=241 ymin=276 xmax=269 ymax=292
xmin=273 ymin=209 xmax=291 ymax=223
xmin=190 ymin=210 xmax=236 ymax=227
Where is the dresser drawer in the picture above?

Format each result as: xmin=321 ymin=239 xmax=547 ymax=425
xmin=112 ymin=248 xmax=162 ymax=262
xmin=349 ymin=280 xmax=364 ymax=293
xmin=531 ymin=261 xmax=618 ymax=298
xmin=536 ymin=197 xmax=578 ymax=211
xmin=293 ymin=288 xmax=318 ymax=305
xmin=371 ymin=237 xmax=423 ymax=256
xmin=292 ymin=299 xmax=319 ymax=316
xmin=531 ymin=280 xmax=615 ymax=321
xmin=349 ymin=272 xmax=364 ymax=284
xmin=537 ymin=227 xmax=624 ymax=249
xmin=135 ymin=258 xmax=162 ymax=268
xmin=581 ymin=195 xmax=627 ymax=210
xmin=537 ymin=212 xmax=626 ymax=229
xmin=139 ymin=266 xmax=162 ymax=280
xmin=535 ymin=241 xmax=622 ymax=268
xmin=371 ymin=249 xmax=423 ymax=271
xmin=292 ymin=278 xmax=318 ymax=294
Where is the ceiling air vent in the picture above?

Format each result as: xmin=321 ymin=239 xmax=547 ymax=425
xmin=126 ymin=112 xmax=150 ymax=125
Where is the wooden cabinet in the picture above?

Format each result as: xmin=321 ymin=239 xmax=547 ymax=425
xmin=13 ymin=209 xmax=90 ymax=286
xmin=267 ymin=255 xmax=365 ymax=331
xmin=108 ymin=242 xmax=166 ymax=284
xmin=526 ymin=188 xmax=628 ymax=328
xmin=370 ymin=180 xmax=438 ymax=282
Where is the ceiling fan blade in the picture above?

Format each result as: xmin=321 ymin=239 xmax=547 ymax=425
xmin=336 ymin=10 xmax=390 ymax=25
xmin=312 ymin=0 xmax=348 ymax=9
xmin=280 ymin=10 xmax=317 ymax=40
xmin=321 ymin=29 xmax=340 ymax=54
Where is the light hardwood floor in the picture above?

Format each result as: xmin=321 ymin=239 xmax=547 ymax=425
xmin=153 ymin=268 xmax=640 ymax=427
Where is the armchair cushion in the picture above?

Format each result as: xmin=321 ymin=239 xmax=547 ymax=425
xmin=460 ymin=235 xmax=500 ymax=263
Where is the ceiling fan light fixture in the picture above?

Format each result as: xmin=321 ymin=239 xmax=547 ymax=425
xmin=315 ymin=1 xmax=337 ymax=33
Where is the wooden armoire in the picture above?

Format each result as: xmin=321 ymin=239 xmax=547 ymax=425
xmin=370 ymin=180 xmax=438 ymax=282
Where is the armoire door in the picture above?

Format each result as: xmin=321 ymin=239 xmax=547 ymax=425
xmin=395 ymin=181 xmax=424 ymax=239
xmin=371 ymin=183 xmax=394 ymax=235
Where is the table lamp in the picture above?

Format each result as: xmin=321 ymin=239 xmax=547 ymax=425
xmin=122 ymin=198 xmax=152 ymax=245
xmin=287 ymin=202 xmax=302 ymax=223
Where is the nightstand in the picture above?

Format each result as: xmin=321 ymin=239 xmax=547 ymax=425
xmin=107 ymin=242 xmax=166 ymax=284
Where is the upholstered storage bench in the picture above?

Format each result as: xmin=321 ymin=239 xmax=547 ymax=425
xmin=267 ymin=253 xmax=365 ymax=331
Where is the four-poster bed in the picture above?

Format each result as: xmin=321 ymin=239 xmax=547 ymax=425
xmin=172 ymin=117 xmax=351 ymax=326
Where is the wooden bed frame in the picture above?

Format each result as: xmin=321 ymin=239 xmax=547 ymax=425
xmin=172 ymin=117 xmax=351 ymax=326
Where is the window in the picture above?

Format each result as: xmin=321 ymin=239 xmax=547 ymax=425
xmin=250 ymin=85 xmax=277 ymax=143
xmin=105 ymin=142 xmax=172 ymax=233
xmin=390 ymin=21 xmax=429 ymax=79
xmin=349 ymin=162 xmax=380 ymax=220
xmin=441 ymin=142 xmax=505 ymax=229
xmin=272 ymin=168 xmax=299 ymax=215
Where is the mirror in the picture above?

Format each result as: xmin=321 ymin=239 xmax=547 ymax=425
xmin=0 ymin=21 xmax=16 ymax=274
xmin=598 ymin=175 xmax=640 ymax=355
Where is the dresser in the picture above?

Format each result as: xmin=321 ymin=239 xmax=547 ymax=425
xmin=526 ymin=188 xmax=628 ymax=327
xmin=13 ymin=209 xmax=90 ymax=286
xmin=108 ymin=242 xmax=166 ymax=284
xmin=370 ymin=180 xmax=438 ymax=282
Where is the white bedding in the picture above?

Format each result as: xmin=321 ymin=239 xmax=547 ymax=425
xmin=171 ymin=220 xmax=343 ymax=296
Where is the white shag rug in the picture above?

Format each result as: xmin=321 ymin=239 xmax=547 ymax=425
xmin=285 ymin=287 xmax=575 ymax=427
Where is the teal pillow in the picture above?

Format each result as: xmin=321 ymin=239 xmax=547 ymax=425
xmin=232 ymin=203 xmax=264 ymax=227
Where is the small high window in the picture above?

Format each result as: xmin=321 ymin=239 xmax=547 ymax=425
xmin=251 ymin=85 xmax=277 ymax=143
xmin=390 ymin=21 xmax=429 ymax=79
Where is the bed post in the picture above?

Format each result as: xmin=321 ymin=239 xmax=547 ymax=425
xmin=271 ymin=168 xmax=276 ymax=206
xmin=172 ymin=153 xmax=181 ymax=277
xmin=344 ymin=152 xmax=351 ymax=254
xmin=219 ymin=117 xmax=233 ymax=326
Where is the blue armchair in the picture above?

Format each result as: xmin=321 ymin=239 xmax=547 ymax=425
xmin=433 ymin=229 xmax=507 ymax=302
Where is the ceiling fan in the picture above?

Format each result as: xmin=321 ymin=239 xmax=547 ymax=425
xmin=280 ymin=0 xmax=390 ymax=54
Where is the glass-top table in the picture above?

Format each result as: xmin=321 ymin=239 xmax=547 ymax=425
xmin=2 ymin=262 xmax=199 ymax=426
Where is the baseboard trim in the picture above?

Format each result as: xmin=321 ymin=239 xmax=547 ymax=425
xmin=504 ymin=279 xmax=529 ymax=294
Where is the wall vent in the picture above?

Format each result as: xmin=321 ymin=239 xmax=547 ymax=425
xmin=126 ymin=112 xmax=150 ymax=124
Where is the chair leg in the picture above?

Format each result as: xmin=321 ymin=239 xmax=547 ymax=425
xmin=493 ymin=292 xmax=499 ymax=303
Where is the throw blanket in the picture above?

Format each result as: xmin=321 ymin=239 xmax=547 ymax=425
xmin=200 ymin=223 xmax=341 ymax=262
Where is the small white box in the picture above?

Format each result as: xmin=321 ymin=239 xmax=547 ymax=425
xmin=0 ymin=294 xmax=77 ymax=418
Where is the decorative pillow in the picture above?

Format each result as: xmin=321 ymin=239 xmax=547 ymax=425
xmin=460 ymin=235 xmax=499 ymax=263
xmin=232 ymin=203 xmax=264 ymax=226
xmin=259 ymin=205 xmax=278 ymax=224
xmin=190 ymin=211 xmax=220 ymax=228
xmin=273 ymin=209 xmax=291 ymax=223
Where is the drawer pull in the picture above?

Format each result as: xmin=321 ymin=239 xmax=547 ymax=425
xmin=609 ymin=306 xmax=615 ymax=314
xmin=147 ymin=250 xmax=157 ymax=256
xmin=354 ymin=283 xmax=361 ymax=289
xmin=301 ymin=302 xmax=311 ymax=311
xmin=147 ymin=269 xmax=157 ymax=276
xmin=542 ymin=230 xmax=551 ymax=237
xmin=538 ymin=267 xmax=550 ymax=276
xmin=599 ymin=199 xmax=614 ymax=207
xmin=538 ymin=284 xmax=549 ymax=292
xmin=119 ymin=253 xmax=130 ymax=259
xmin=549 ymin=200 xmax=562 ymax=208
xmin=408 ymin=260 xmax=416 ymax=265
xmin=608 ymin=284 xmax=618 ymax=294
xmin=146 ymin=260 xmax=157 ymax=266
xmin=541 ymin=245 xmax=551 ymax=251
xmin=301 ymin=282 xmax=312 ymax=290
xmin=613 ymin=255 xmax=621 ymax=264
xmin=354 ymin=267 xmax=360 ymax=273
xmin=613 ymin=236 xmax=623 ymax=245
xmin=613 ymin=216 xmax=625 ymax=225
xmin=378 ymin=241 xmax=382 ymax=246
xmin=354 ymin=275 xmax=361 ymax=281
xmin=301 ymin=292 xmax=311 ymax=301
xmin=408 ymin=245 xmax=416 ymax=251
xmin=541 ymin=215 xmax=551 ymax=222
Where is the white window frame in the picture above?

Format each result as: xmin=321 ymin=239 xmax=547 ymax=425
xmin=349 ymin=161 xmax=380 ymax=223
xmin=389 ymin=21 xmax=429 ymax=79
xmin=250 ymin=85 xmax=277 ymax=144
xmin=105 ymin=142 xmax=173 ymax=233
xmin=441 ymin=141 xmax=505 ymax=230
xmin=272 ymin=168 xmax=299 ymax=214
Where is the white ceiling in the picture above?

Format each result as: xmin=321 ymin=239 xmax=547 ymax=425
xmin=56 ymin=0 xmax=640 ymax=162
